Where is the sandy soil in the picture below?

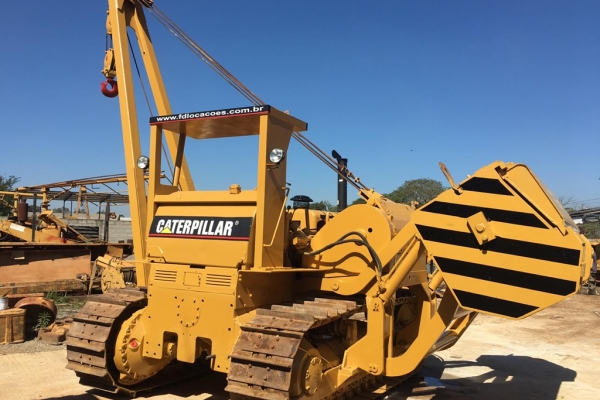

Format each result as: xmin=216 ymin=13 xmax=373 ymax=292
xmin=392 ymin=291 xmax=600 ymax=400
xmin=0 ymin=293 xmax=598 ymax=400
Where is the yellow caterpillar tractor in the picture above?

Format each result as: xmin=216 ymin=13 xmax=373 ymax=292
xmin=65 ymin=1 xmax=592 ymax=398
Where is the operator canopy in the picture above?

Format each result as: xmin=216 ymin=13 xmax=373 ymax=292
xmin=149 ymin=105 xmax=307 ymax=139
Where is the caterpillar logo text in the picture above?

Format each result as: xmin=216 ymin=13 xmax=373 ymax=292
xmin=149 ymin=216 xmax=253 ymax=240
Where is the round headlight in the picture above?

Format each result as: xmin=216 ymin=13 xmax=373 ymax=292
xmin=269 ymin=148 xmax=285 ymax=164
xmin=137 ymin=155 xmax=149 ymax=169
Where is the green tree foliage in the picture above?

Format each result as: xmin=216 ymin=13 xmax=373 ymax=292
xmin=309 ymin=200 xmax=337 ymax=211
xmin=386 ymin=178 xmax=446 ymax=206
xmin=0 ymin=175 xmax=19 ymax=190
xmin=349 ymin=178 xmax=446 ymax=207
xmin=52 ymin=206 xmax=71 ymax=216
xmin=351 ymin=197 xmax=366 ymax=205
xmin=0 ymin=175 xmax=20 ymax=216
xmin=580 ymin=222 xmax=600 ymax=238
xmin=28 ymin=205 xmax=42 ymax=213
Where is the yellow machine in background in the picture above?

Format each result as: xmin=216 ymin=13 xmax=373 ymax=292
xmin=65 ymin=1 xmax=592 ymax=398
xmin=0 ymin=191 xmax=91 ymax=244
xmin=0 ymin=189 xmax=133 ymax=294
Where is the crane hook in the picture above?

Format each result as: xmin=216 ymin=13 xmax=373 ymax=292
xmin=101 ymin=78 xmax=118 ymax=98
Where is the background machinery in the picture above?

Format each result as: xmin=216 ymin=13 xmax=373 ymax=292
xmin=0 ymin=180 xmax=134 ymax=294
xmin=65 ymin=1 xmax=593 ymax=398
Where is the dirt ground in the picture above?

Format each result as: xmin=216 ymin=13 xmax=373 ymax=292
xmin=0 ymin=292 xmax=598 ymax=400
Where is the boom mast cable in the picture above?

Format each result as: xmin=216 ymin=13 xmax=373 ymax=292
xmin=143 ymin=2 xmax=369 ymax=191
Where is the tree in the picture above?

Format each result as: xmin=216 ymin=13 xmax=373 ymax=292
xmin=52 ymin=206 xmax=71 ymax=216
xmin=351 ymin=197 xmax=366 ymax=206
xmin=309 ymin=200 xmax=337 ymax=211
xmin=0 ymin=175 xmax=20 ymax=216
xmin=559 ymin=195 xmax=576 ymax=212
xmin=559 ymin=195 xmax=574 ymax=206
xmin=386 ymin=178 xmax=446 ymax=206
xmin=580 ymin=222 xmax=600 ymax=238
xmin=27 ymin=205 xmax=42 ymax=213
xmin=349 ymin=178 xmax=446 ymax=207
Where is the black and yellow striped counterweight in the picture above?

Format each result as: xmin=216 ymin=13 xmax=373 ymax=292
xmin=412 ymin=161 xmax=589 ymax=319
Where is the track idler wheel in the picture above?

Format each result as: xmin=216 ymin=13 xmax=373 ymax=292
xmin=303 ymin=355 xmax=325 ymax=395
xmin=289 ymin=343 xmax=327 ymax=397
xmin=113 ymin=309 xmax=176 ymax=386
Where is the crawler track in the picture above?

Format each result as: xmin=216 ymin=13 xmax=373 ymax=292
xmin=65 ymin=288 xmax=147 ymax=394
xmin=226 ymin=297 xmax=415 ymax=400
xmin=66 ymin=288 xmax=210 ymax=395
xmin=67 ymin=292 xmax=416 ymax=398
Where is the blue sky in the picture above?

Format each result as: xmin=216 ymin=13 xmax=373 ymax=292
xmin=1 ymin=1 xmax=599 ymax=213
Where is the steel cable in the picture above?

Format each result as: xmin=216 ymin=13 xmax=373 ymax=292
xmin=145 ymin=5 xmax=263 ymax=105
xmin=126 ymin=31 xmax=175 ymax=179
xmin=142 ymin=1 xmax=368 ymax=191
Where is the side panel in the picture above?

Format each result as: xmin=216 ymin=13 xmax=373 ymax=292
xmin=142 ymin=264 xmax=293 ymax=372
